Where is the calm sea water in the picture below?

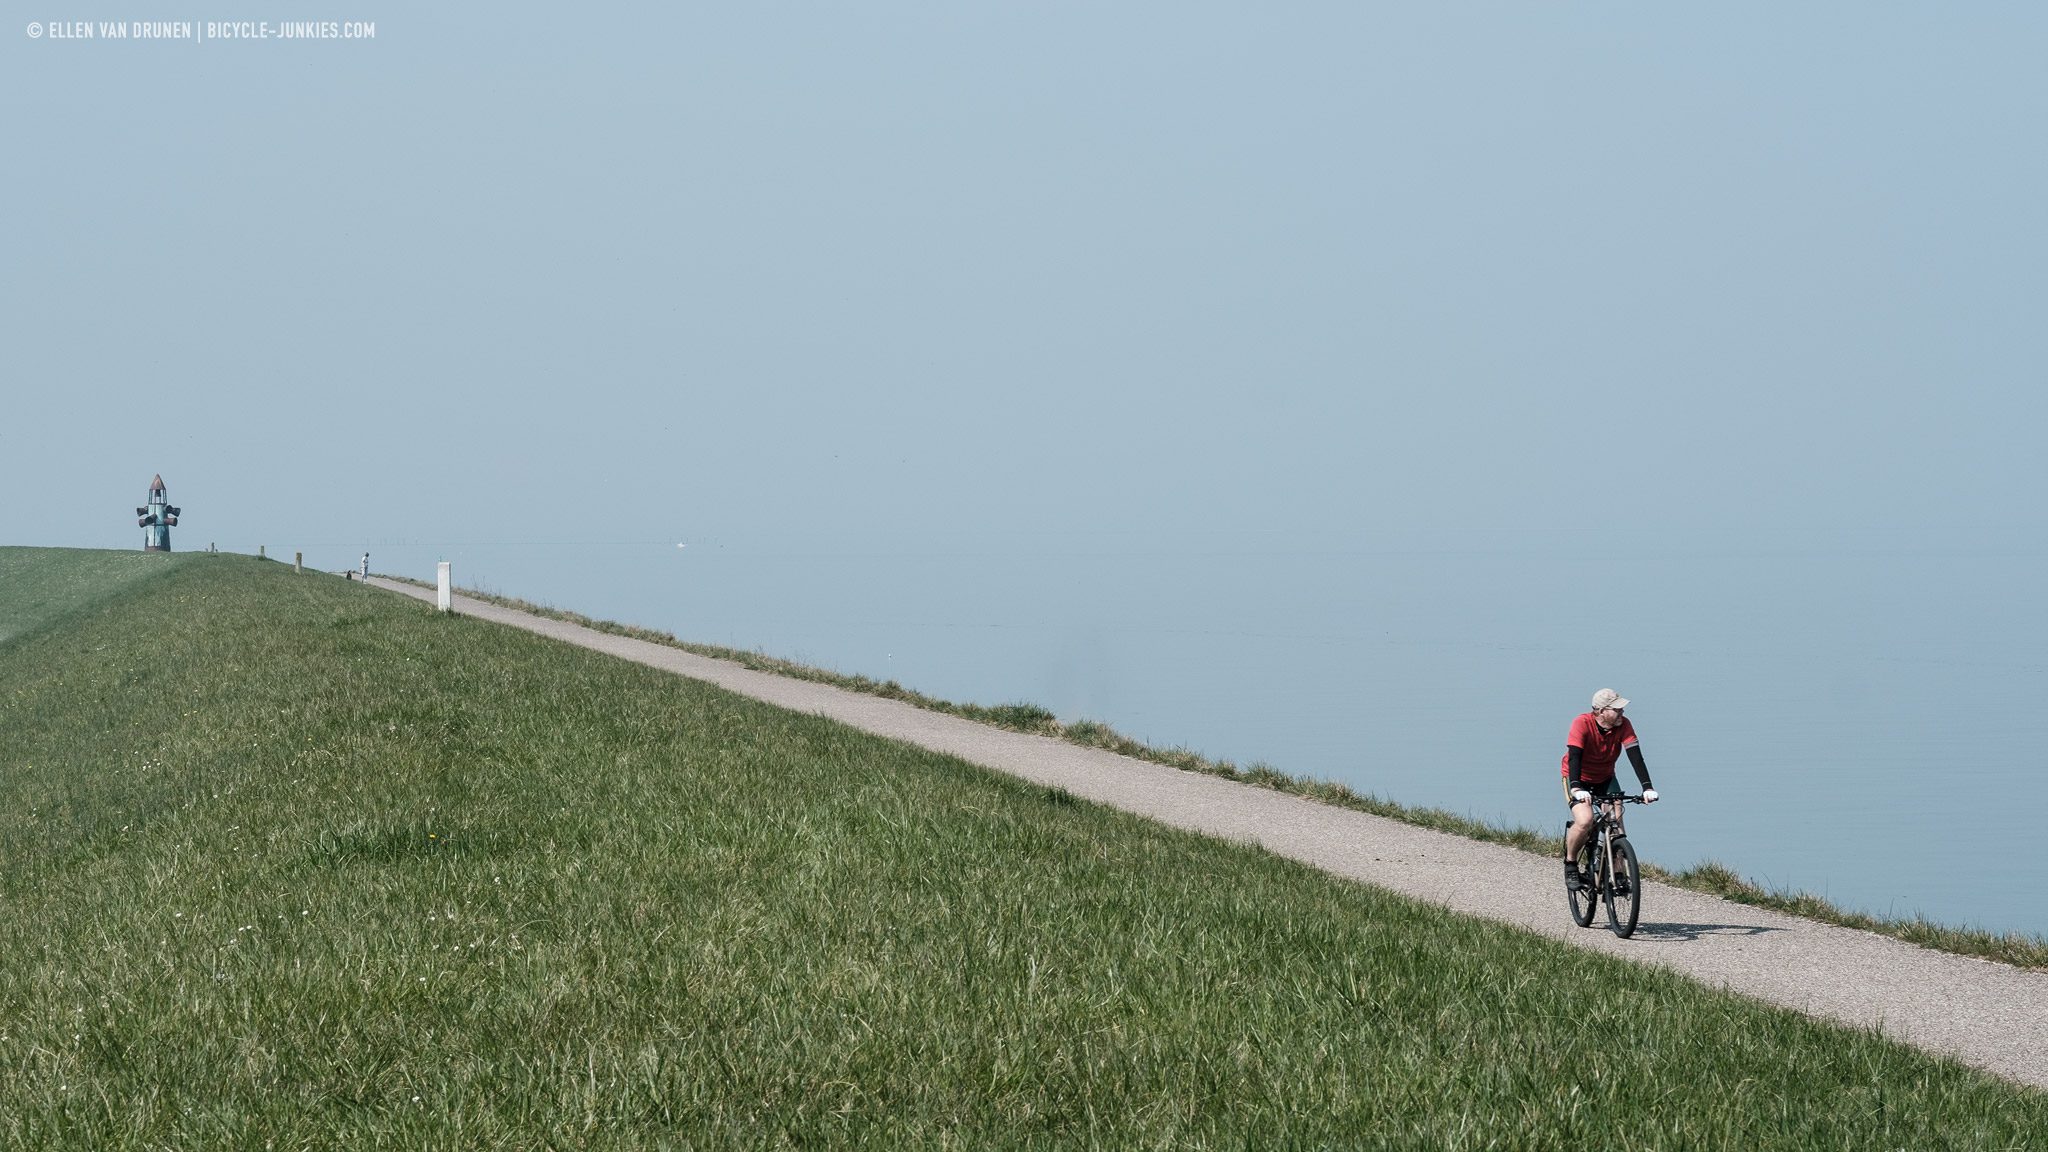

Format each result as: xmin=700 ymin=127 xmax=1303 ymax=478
xmin=299 ymin=529 xmax=2048 ymax=938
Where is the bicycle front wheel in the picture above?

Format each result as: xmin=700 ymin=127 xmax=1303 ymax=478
xmin=1604 ymin=835 xmax=1641 ymax=939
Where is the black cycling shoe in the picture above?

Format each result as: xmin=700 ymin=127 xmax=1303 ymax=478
xmin=1564 ymin=864 xmax=1586 ymax=891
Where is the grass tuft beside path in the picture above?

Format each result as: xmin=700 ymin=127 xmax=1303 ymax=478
xmin=0 ymin=549 xmax=2040 ymax=1147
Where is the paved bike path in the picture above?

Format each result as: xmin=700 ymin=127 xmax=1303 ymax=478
xmin=370 ymin=577 xmax=2048 ymax=1091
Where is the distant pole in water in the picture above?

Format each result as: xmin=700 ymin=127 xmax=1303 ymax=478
xmin=135 ymin=474 xmax=181 ymax=552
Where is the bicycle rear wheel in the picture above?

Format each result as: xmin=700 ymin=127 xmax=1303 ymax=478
xmin=1567 ymin=841 xmax=1597 ymax=928
xmin=1604 ymin=835 xmax=1641 ymax=939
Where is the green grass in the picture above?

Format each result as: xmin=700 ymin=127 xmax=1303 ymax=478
xmin=406 ymin=577 xmax=2048 ymax=973
xmin=0 ymin=549 xmax=2041 ymax=1147
xmin=0 ymin=546 xmax=182 ymax=645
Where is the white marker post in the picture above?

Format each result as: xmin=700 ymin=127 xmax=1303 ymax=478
xmin=437 ymin=561 xmax=452 ymax=612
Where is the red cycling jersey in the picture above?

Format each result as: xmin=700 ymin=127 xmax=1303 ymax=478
xmin=1559 ymin=712 xmax=1639 ymax=785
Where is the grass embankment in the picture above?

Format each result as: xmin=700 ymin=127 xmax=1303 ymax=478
xmin=405 ymin=578 xmax=2048 ymax=972
xmin=0 ymin=548 xmax=177 ymax=645
xmin=0 ymin=549 xmax=2040 ymax=1147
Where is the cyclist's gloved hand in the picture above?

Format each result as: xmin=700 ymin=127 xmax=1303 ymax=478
xmin=1643 ymin=789 xmax=1659 ymax=803
xmin=1571 ymin=789 xmax=1591 ymax=802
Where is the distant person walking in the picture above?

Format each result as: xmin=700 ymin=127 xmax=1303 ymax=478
xmin=361 ymin=552 xmax=370 ymax=580
xmin=1562 ymin=688 xmax=1658 ymax=889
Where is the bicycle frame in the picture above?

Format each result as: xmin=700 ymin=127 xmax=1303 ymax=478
xmin=1586 ymin=794 xmax=1644 ymax=854
xmin=1594 ymin=795 xmax=1628 ymax=840
xmin=1568 ymin=792 xmax=1646 ymax=937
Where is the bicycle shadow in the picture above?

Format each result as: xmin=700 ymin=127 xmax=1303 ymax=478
xmin=1627 ymin=921 xmax=1787 ymax=943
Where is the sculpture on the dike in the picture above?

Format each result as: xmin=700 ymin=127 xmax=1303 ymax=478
xmin=137 ymin=474 xmax=181 ymax=552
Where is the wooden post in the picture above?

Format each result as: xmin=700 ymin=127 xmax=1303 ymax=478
xmin=437 ymin=562 xmax=452 ymax=612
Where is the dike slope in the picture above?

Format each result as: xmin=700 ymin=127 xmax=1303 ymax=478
xmin=367 ymin=577 xmax=2048 ymax=1091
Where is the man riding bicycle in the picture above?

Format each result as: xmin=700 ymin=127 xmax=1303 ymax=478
xmin=1563 ymin=688 xmax=1659 ymax=890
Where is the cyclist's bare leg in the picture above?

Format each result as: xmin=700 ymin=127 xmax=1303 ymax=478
xmin=1565 ymin=799 xmax=1596 ymax=864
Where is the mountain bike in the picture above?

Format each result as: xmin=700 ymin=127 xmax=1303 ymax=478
xmin=1566 ymin=793 xmax=1646 ymax=938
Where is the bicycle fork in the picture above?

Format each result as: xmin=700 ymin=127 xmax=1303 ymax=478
xmin=1604 ymin=834 xmax=1632 ymax=895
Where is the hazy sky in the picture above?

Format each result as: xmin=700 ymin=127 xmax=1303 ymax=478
xmin=5 ymin=4 xmax=2044 ymax=551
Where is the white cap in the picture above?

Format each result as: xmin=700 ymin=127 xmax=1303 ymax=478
xmin=1590 ymin=688 xmax=1630 ymax=711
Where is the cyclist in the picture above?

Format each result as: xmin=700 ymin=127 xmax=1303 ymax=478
xmin=1563 ymin=688 xmax=1659 ymax=890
